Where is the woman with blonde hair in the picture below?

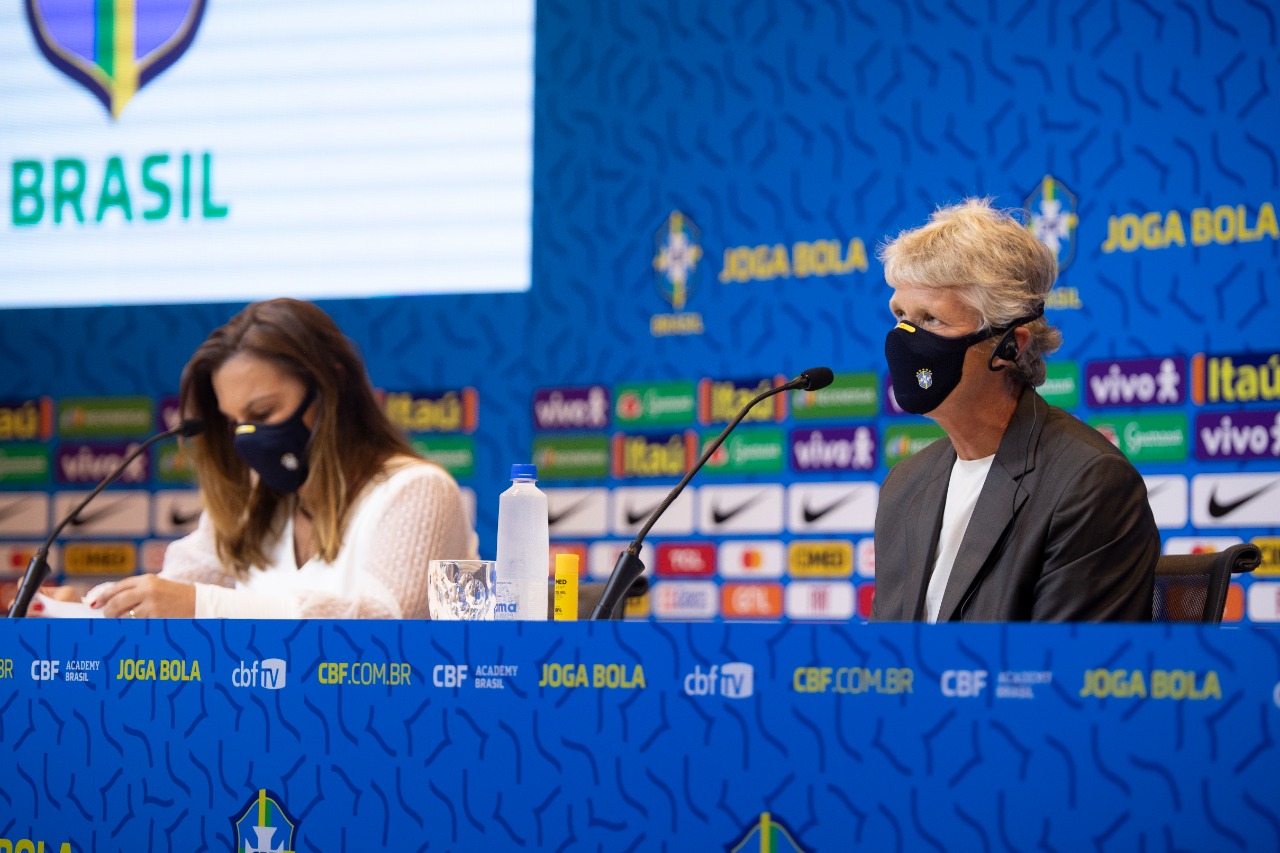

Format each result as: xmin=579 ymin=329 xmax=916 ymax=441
xmin=93 ymin=298 xmax=477 ymax=618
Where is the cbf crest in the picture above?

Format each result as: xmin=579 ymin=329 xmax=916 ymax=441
xmin=231 ymin=789 xmax=298 ymax=853
xmin=25 ymin=0 xmax=208 ymax=119
xmin=653 ymin=211 xmax=704 ymax=311
xmin=1025 ymin=175 xmax=1079 ymax=270
xmin=916 ymin=368 xmax=934 ymax=390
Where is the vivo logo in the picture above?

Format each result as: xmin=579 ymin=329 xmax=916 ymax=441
xmin=1196 ymin=412 xmax=1280 ymax=460
xmin=790 ymin=427 xmax=876 ymax=471
xmin=683 ymin=663 xmax=754 ymax=699
xmin=1085 ymin=357 xmax=1184 ymax=407
xmin=232 ymin=659 xmax=286 ymax=690
xmin=533 ymin=387 xmax=610 ymax=430
xmin=56 ymin=442 xmax=147 ymax=484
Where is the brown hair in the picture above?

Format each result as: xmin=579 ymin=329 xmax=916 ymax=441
xmin=180 ymin=298 xmax=416 ymax=574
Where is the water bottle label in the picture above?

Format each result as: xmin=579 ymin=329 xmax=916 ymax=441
xmin=493 ymin=580 xmax=519 ymax=620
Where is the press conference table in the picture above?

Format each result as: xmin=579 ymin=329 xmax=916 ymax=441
xmin=2 ymin=619 xmax=1277 ymax=850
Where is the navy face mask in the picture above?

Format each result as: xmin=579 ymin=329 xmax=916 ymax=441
xmin=233 ymin=386 xmax=317 ymax=493
xmin=884 ymin=322 xmax=996 ymax=415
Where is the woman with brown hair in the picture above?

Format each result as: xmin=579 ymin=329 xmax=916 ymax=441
xmin=92 ymin=298 xmax=477 ymax=618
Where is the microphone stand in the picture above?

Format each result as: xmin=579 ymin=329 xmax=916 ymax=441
xmin=8 ymin=419 xmax=203 ymax=618
xmin=590 ymin=369 xmax=830 ymax=620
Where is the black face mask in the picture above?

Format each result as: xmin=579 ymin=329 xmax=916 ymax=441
xmin=884 ymin=311 xmax=1042 ymax=415
xmin=885 ymin=323 xmax=995 ymax=415
xmin=233 ymin=386 xmax=317 ymax=493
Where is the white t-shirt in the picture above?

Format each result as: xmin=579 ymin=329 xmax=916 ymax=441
xmin=924 ymin=454 xmax=995 ymax=623
xmin=160 ymin=459 xmax=478 ymax=619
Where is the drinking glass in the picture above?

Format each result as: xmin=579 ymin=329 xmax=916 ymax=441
xmin=428 ymin=559 xmax=497 ymax=620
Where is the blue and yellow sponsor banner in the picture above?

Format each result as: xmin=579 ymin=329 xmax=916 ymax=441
xmin=1 ymin=620 xmax=1276 ymax=849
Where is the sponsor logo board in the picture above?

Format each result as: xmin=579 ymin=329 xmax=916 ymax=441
xmin=57 ymin=397 xmax=153 ymax=437
xmin=790 ymin=426 xmax=876 ymax=472
xmin=0 ymin=398 xmax=54 ymax=442
xmin=721 ymin=583 xmax=783 ymax=618
xmin=0 ymin=493 xmax=50 ymax=537
xmin=55 ymin=441 xmax=149 ymax=485
xmin=53 ymin=490 xmax=150 ymax=537
xmin=856 ymin=537 xmax=875 ymax=578
xmin=696 ymin=484 xmax=784 ymax=534
xmin=1163 ymin=536 xmax=1243 ymax=555
xmin=1192 ymin=352 xmax=1280 ymax=405
xmin=1085 ymin=357 xmax=1185 ymax=407
xmin=152 ymin=490 xmax=202 ymax=537
xmin=652 ymin=580 xmax=718 ymax=619
xmin=1089 ymin=414 xmax=1188 ymax=462
xmin=1194 ymin=411 xmax=1280 ymax=460
xmin=410 ymin=435 xmax=476 ymax=478
xmin=63 ymin=542 xmax=135 ymax=575
xmin=611 ymin=486 xmax=694 ymax=537
xmin=1144 ymin=475 xmax=1189 ymax=529
xmin=883 ymin=423 xmax=946 ymax=466
xmin=0 ymin=444 xmax=50 ymax=485
xmin=1252 ymin=537 xmax=1280 ymax=577
xmin=717 ymin=540 xmax=785 ymax=579
xmin=787 ymin=541 xmax=854 ymax=578
xmin=790 ymin=373 xmax=878 ymax=419
xmin=1037 ymin=361 xmax=1080 ymax=409
xmin=785 ymin=580 xmax=855 ymax=620
xmin=533 ymin=435 xmax=609 ymax=479
xmin=612 ymin=430 xmax=696 ymax=478
xmin=786 ymin=483 xmax=877 ymax=533
xmin=1191 ymin=473 xmax=1280 ymax=527
xmin=0 ymin=542 xmax=59 ymax=579
xmin=533 ymin=386 xmax=610 ymax=430
xmin=545 ymin=488 xmax=609 ymax=538
xmin=614 ymin=380 xmax=696 ymax=427
xmin=656 ymin=542 xmax=716 ymax=577
xmin=698 ymin=377 xmax=786 ymax=425
xmin=385 ymin=388 xmax=478 ymax=433
xmin=1247 ymin=582 xmax=1280 ymax=622
xmin=701 ymin=428 xmax=785 ymax=475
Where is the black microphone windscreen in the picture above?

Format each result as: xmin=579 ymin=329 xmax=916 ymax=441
xmin=799 ymin=367 xmax=834 ymax=391
xmin=180 ymin=418 xmax=206 ymax=437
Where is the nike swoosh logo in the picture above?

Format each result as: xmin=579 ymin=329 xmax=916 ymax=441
xmin=169 ymin=506 xmax=202 ymax=527
xmin=548 ymin=496 xmax=593 ymax=527
xmin=711 ymin=493 xmax=765 ymax=525
xmin=802 ymin=492 xmax=858 ymax=523
xmin=69 ymin=499 xmax=132 ymax=528
xmin=1207 ymin=481 xmax=1280 ymax=518
xmin=0 ymin=500 xmax=33 ymax=524
xmin=625 ymin=500 xmax=663 ymax=526
xmin=1145 ymin=480 xmax=1172 ymax=499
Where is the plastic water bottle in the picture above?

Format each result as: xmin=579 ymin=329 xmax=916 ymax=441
xmin=494 ymin=463 xmax=549 ymax=621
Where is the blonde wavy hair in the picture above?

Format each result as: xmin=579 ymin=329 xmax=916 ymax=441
xmin=879 ymin=198 xmax=1063 ymax=387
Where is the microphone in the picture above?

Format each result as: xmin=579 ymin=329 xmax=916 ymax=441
xmin=590 ymin=367 xmax=832 ymax=620
xmin=8 ymin=418 xmax=205 ymax=618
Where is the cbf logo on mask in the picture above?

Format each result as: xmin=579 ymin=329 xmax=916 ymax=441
xmin=233 ymin=387 xmax=316 ymax=493
xmin=25 ymin=0 xmax=208 ymax=120
xmin=885 ymin=322 xmax=994 ymax=415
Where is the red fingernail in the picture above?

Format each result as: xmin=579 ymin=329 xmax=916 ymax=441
xmin=89 ymin=600 xmax=98 ymax=608
xmin=31 ymin=602 xmax=43 ymax=612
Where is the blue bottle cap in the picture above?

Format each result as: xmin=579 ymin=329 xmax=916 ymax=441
xmin=511 ymin=463 xmax=537 ymax=479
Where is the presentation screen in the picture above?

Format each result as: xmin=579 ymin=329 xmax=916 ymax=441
xmin=0 ymin=0 xmax=535 ymax=307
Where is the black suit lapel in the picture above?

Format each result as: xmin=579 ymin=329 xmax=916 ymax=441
xmin=935 ymin=390 xmax=1047 ymax=622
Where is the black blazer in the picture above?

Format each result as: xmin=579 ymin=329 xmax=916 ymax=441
xmin=871 ymin=389 xmax=1159 ymax=622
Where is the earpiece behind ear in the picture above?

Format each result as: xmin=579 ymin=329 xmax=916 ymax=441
xmin=988 ymin=328 xmax=1021 ymax=371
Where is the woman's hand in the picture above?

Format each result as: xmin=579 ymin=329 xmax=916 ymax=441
xmin=93 ymin=575 xmax=197 ymax=618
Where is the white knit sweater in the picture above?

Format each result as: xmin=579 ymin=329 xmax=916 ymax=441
xmin=159 ymin=459 xmax=478 ymax=619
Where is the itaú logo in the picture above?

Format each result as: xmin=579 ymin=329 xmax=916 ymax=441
xmin=25 ymin=0 xmax=209 ymax=119
xmin=232 ymin=659 xmax=286 ymax=690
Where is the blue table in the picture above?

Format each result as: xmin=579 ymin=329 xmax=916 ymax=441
xmin=2 ymin=620 xmax=1278 ymax=850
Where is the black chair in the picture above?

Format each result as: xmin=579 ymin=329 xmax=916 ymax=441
xmin=1152 ymin=543 xmax=1262 ymax=623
